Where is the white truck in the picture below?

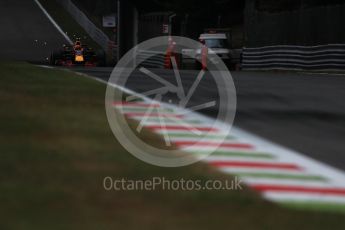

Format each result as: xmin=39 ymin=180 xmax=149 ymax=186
xmin=182 ymin=30 xmax=242 ymax=70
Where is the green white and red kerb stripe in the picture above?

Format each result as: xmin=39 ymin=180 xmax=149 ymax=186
xmin=113 ymin=101 xmax=345 ymax=212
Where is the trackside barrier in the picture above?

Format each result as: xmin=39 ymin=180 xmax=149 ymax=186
xmin=164 ymin=39 xmax=180 ymax=69
xmin=58 ymin=0 xmax=115 ymax=56
xmin=242 ymin=44 xmax=345 ymax=71
xmin=164 ymin=40 xmax=174 ymax=69
xmin=201 ymin=44 xmax=208 ymax=70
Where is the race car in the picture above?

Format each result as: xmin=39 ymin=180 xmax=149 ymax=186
xmin=50 ymin=38 xmax=106 ymax=66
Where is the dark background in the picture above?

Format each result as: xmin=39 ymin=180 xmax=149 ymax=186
xmin=72 ymin=0 xmax=345 ymax=47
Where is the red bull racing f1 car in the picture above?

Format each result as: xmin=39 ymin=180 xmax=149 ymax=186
xmin=50 ymin=39 xmax=106 ymax=67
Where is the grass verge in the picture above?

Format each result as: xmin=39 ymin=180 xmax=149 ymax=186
xmin=1 ymin=62 xmax=345 ymax=229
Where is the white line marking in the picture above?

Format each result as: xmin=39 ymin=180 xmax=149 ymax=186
xmin=219 ymin=167 xmax=308 ymax=175
xmin=241 ymin=178 xmax=331 ymax=188
xmin=204 ymin=156 xmax=276 ymax=163
xmin=119 ymin=108 xmax=174 ymax=114
xmin=167 ymin=137 xmax=233 ymax=143
xmin=125 ymin=87 xmax=170 ymax=102
xmin=34 ymin=0 xmax=73 ymax=45
xmin=36 ymin=65 xmax=55 ymax=69
xmin=264 ymin=192 xmax=345 ymax=204
xmin=172 ymin=145 xmax=255 ymax=152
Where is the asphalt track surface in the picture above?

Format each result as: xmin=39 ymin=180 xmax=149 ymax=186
xmin=72 ymin=67 xmax=345 ymax=172
xmin=0 ymin=0 xmax=67 ymax=62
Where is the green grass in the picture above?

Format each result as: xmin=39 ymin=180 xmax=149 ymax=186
xmin=1 ymin=62 xmax=345 ymax=229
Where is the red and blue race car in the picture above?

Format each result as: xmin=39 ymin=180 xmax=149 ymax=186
xmin=50 ymin=39 xmax=106 ymax=67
